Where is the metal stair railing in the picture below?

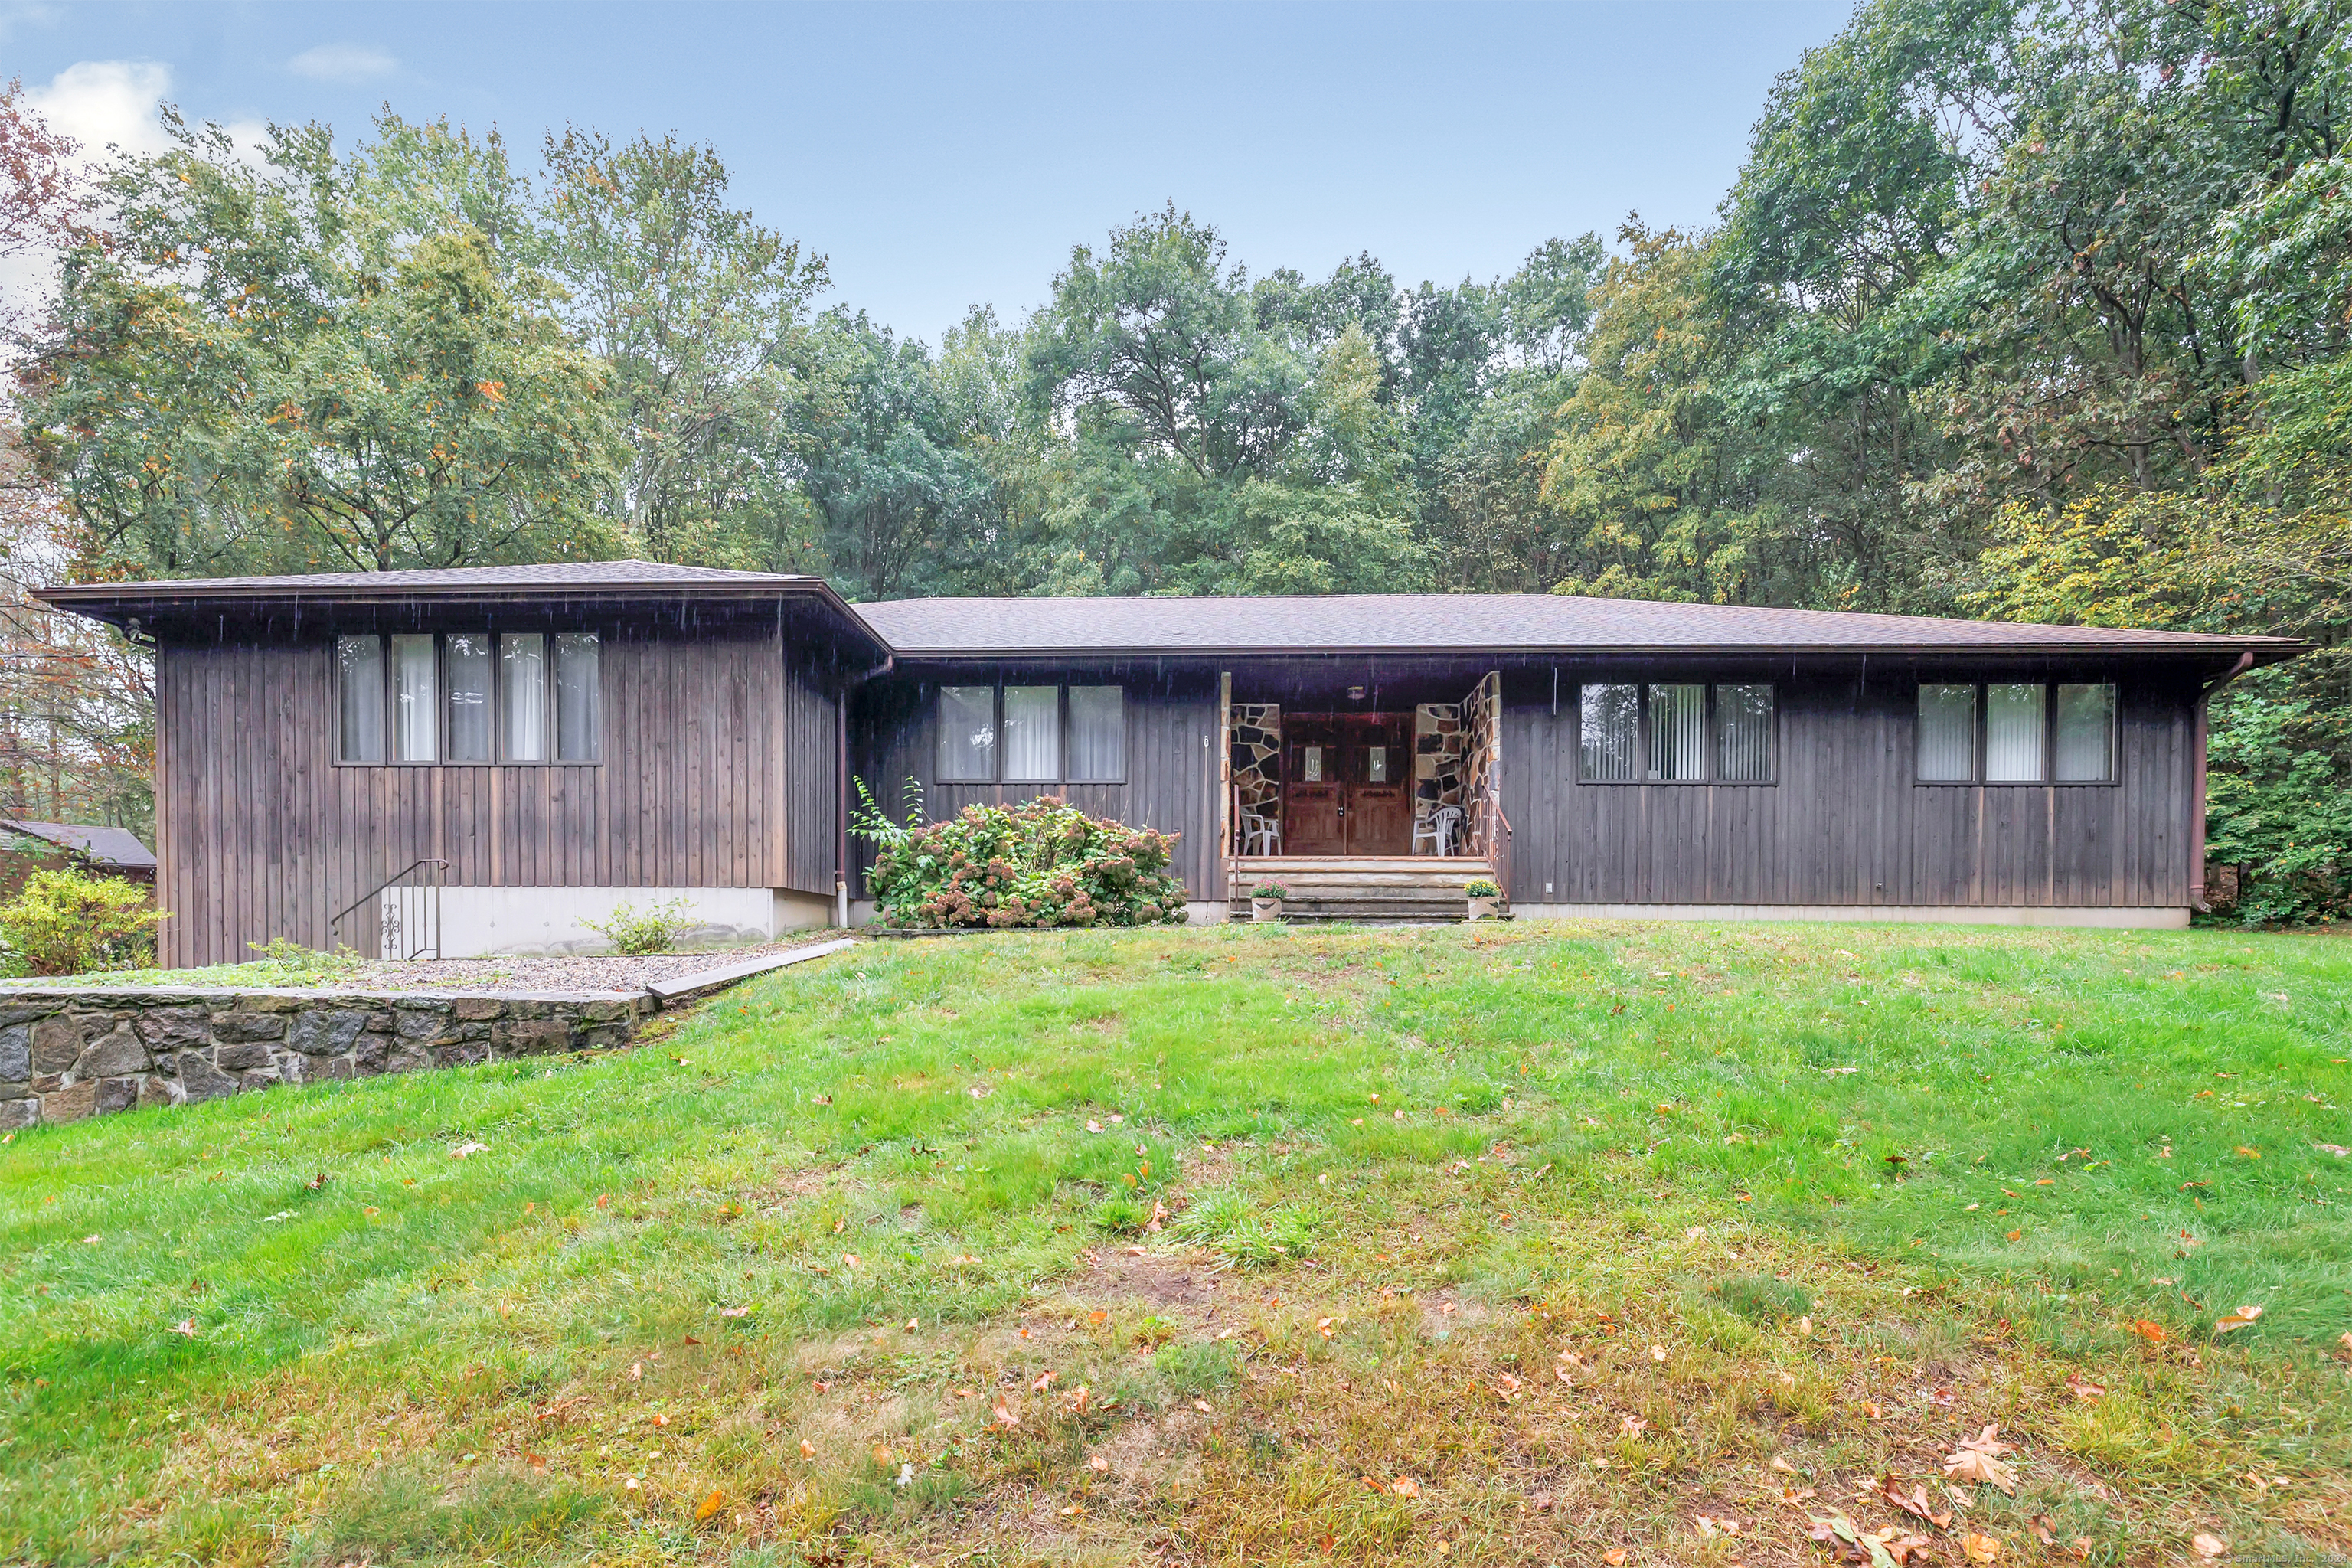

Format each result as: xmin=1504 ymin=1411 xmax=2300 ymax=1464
xmin=329 ymin=858 xmax=448 ymax=960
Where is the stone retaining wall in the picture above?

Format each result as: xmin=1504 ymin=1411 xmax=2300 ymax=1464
xmin=0 ymin=987 xmax=649 ymax=1130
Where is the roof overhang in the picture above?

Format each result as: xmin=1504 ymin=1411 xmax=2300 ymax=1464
xmin=32 ymin=577 xmax=894 ymax=664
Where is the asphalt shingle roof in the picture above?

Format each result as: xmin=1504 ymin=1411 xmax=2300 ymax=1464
xmin=854 ymin=594 xmax=2301 ymax=661
xmin=2 ymin=820 xmax=157 ymax=871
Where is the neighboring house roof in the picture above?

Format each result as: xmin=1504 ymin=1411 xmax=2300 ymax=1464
xmin=856 ymin=594 xmax=2305 ymax=665
xmin=31 ymin=560 xmax=893 ymax=661
xmin=2 ymin=820 xmax=158 ymax=872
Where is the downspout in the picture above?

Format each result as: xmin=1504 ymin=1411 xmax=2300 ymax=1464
xmin=2189 ymin=651 xmax=2255 ymax=913
xmin=836 ymin=649 xmax=894 ymax=928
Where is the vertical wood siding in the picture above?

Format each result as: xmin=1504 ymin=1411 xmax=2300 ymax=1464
xmin=156 ymin=619 xmax=834 ymax=968
xmin=851 ymin=663 xmax=1220 ymax=900
xmin=1499 ymin=669 xmax=2195 ymax=907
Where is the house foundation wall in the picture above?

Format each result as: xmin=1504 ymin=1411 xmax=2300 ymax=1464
xmin=1508 ymin=903 xmax=2191 ymax=930
xmin=436 ymin=886 xmax=835 ymax=957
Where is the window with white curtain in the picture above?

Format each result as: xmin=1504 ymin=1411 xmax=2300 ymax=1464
xmin=1713 ymin=684 xmax=1775 ymax=782
xmin=1917 ymin=684 xmax=1977 ymax=782
xmin=1000 ymin=686 xmax=1060 ymax=781
xmin=1067 ymin=686 xmax=1125 ymax=782
xmin=500 ymin=633 xmax=547 ymax=763
xmin=935 ymin=682 xmax=1131 ymax=783
xmin=1647 ymin=684 xmax=1707 ymax=782
xmin=446 ymin=633 xmax=493 ymax=763
xmin=1579 ymin=684 xmax=1638 ymax=782
xmin=554 ymin=634 xmax=603 ymax=763
xmin=334 ymin=629 xmax=599 ymax=766
xmin=1984 ymin=683 xmax=2047 ymax=782
xmin=2054 ymin=683 xmax=2115 ymax=782
xmin=337 ymin=635 xmax=387 ymax=763
xmin=937 ymin=685 xmax=997 ymax=781
xmin=392 ymin=634 xmax=438 ymax=763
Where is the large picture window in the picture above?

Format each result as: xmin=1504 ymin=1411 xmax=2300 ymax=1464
xmin=1916 ymin=681 xmax=2115 ymax=783
xmin=935 ymin=682 xmax=1126 ymax=784
xmin=1579 ymin=683 xmax=1775 ymax=784
xmin=335 ymin=632 xmax=599 ymax=766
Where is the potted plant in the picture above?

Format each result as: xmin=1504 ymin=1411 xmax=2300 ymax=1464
xmin=1249 ymin=883 xmax=1289 ymax=923
xmin=1463 ymin=877 xmax=1501 ymax=922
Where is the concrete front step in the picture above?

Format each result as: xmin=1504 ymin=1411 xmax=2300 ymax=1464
xmin=1227 ymin=902 xmax=1494 ymax=925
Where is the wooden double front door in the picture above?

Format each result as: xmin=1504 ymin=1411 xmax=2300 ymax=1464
xmin=1283 ymin=713 xmax=1413 ymax=855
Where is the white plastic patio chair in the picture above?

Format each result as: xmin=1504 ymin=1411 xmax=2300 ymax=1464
xmin=1412 ymin=804 xmax=1462 ymax=857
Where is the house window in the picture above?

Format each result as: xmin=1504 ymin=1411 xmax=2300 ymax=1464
xmin=1067 ymin=686 xmax=1125 ymax=782
xmin=2054 ymin=682 xmax=2115 ymax=782
xmin=501 ymin=633 xmax=547 ymax=763
xmin=1916 ymin=681 xmax=2115 ymax=783
xmin=554 ymin=633 xmax=603 ymax=763
xmin=1580 ymin=683 xmax=1775 ymax=783
xmin=336 ymin=635 xmax=387 ymax=764
xmin=391 ymin=634 xmax=438 ymax=763
xmin=1579 ymin=684 xmax=1639 ymax=782
xmin=1984 ymin=683 xmax=2046 ymax=782
xmin=1001 ymin=685 xmax=1061 ymax=782
xmin=936 ymin=682 xmax=1127 ymax=784
xmin=335 ymin=631 xmax=599 ymax=766
xmin=937 ymin=685 xmax=998 ymax=781
xmin=1917 ymin=684 xmax=1977 ymax=782
xmin=446 ymin=633 xmax=494 ymax=763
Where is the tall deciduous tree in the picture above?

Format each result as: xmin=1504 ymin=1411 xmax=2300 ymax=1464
xmin=19 ymin=112 xmax=621 ymax=576
xmin=540 ymin=127 xmax=827 ymax=567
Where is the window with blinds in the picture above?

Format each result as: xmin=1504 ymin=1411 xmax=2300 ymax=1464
xmin=1916 ymin=681 xmax=2115 ymax=783
xmin=1579 ymin=683 xmax=1774 ymax=783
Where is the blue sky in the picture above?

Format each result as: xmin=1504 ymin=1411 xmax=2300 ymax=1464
xmin=5 ymin=1 xmax=1853 ymax=344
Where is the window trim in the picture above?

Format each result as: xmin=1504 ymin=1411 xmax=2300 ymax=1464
xmin=933 ymin=679 xmax=1128 ymax=786
xmin=1575 ymin=681 xmax=1778 ymax=786
xmin=332 ymin=630 xmax=603 ymax=769
xmin=1913 ymin=680 xmax=2118 ymax=787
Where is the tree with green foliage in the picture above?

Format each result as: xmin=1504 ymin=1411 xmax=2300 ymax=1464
xmin=17 ymin=112 xmax=622 ymax=577
xmin=540 ymin=126 xmax=828 ymax=568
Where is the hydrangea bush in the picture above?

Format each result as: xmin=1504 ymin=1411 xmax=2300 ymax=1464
xmin=854 ymin=783 xmax=1190 ymax=929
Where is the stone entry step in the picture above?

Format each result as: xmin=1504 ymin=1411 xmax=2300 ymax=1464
xmin=1228 ymin=857 xmax=1498 ymax=924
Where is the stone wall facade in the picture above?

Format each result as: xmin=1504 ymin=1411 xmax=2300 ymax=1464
xmin=0 ymin=987 xmax=648 ymax=1130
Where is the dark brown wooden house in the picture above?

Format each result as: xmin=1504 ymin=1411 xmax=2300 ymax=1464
xmin=39 ymin=566 xmax=2301 ymax=961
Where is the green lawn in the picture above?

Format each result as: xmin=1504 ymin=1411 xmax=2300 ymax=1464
xmin=3 ymin=920 xmax=2349 ymax=1566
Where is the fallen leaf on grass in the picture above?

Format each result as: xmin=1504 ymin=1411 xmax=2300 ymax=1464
xmin=799 ymin=1439 xmax=816 ymax=1457
xmin=1089 ymin=1454 xmax=1110 ymax=1472
xmin=2126 ymin=1319 xmax=2167 ymax=1343
xmin=1943 ymin=1427 xmax=2017 ymax=1494
xmin=694 ymin=1488 xmax=726 ymax=1523
xmin=170 ymin=1318 xmax=195 ymax=1337
xmin=1602 ymin=1552 xmax=1628 ymax=1567
xmin=2214 ymin=1304 xmax=2263 ymax=1333
xmin=1962 ymin=1532 xmax=2001 ymax=1563
xmin=1619 ymin=1414 xmax=1648 ymax=1436
xmin=2028 ymin=1516 xmax=2056 ymax=1544
xmin=2065 ymin=1373 xmax=2105 ymax=1400
xmin=450 ymin=1141 xmax=488 ymax=1158
xmin=2192 ymin=1533 xmax=2228 ymax=1560
xmin=1391 ymin=1476 xmax=1422 ymax=1498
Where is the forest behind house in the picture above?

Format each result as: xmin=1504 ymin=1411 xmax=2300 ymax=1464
xmin=2 ymin=0 xmax=2347 ymax=921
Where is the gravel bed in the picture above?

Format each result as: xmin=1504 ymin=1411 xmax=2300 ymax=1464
xmin=345 ymin=937 xmax=851 ymax=994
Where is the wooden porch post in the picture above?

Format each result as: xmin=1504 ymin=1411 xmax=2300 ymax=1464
xmin=1217 ymin=671 xmax=1233 ymax=903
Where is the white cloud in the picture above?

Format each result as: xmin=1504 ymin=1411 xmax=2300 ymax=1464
xmin=286 ymin=43 xmax=397 ymax=83
xmin=25 ymin=60 xmax=176 ymax=158
xmin=0 ymin=4 xmax=62 ymax=47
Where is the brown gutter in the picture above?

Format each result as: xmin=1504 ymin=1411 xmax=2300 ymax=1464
xmin=874 ymin=638 xmax=2310 ymax=662
xmin=2189 ymin=651 xmax=2258 ymax=912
